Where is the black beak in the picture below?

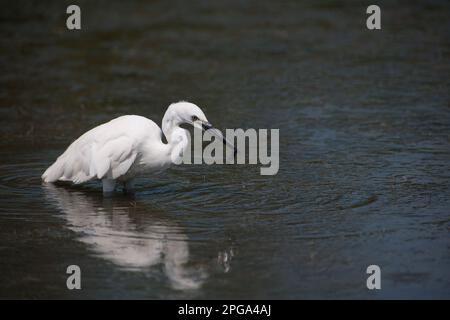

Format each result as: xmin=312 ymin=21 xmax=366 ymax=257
xmin=201 ymin=122 xmax=237 ymax=156
xmin=201 ymin=122 xmax=213 ymax=131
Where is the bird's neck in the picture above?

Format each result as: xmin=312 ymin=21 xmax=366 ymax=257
xmin=161 ymin=109 xmax=189 ymax=164
xmin=167 ymin=127 xmax=189 ymax=164
xmin=162 ymin=109 xmax=180 ymax=143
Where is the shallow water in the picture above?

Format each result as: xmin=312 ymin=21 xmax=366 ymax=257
xmin=0 ymin=0 xmax=449 ymax=299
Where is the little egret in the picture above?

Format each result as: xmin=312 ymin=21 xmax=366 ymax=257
xmin=42 ymin=101 xmax=230 ymax=194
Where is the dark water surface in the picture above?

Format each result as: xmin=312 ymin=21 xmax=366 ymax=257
xmin=0 ymin=0 xmax=449 ymax=299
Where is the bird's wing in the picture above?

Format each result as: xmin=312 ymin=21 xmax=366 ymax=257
xmin=43 ymin=132 xmax=138 ymax=183
xmin=90 ymin=135 xmax=138 ymax=180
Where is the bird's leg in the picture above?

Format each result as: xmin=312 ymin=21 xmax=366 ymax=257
xmin=123 ymin=179 xmax=136 ymax=195
xmin=102 ymin=179 xmax=116 ymax=195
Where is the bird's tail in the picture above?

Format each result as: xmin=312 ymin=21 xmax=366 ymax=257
xmin=42 ymin=158 xmax=64 ymax=183
xmin=42 ymin=153 xmax=94 ymax=184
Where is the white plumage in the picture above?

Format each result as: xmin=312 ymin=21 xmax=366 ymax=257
xmin=42 ymin=101 xmax=213 ymax=194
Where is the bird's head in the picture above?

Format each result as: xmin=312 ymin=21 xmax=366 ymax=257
xmin=163 ymin=101 xmax=235 ymax=152
xmin=167 ymin=101 xmax=211 ymax=131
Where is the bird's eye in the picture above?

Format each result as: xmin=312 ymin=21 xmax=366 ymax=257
xmin=191 ymin=115 xmax=199 ymax=122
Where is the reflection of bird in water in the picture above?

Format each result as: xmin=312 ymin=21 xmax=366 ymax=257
xmin=43 ymin=184 xmax=208 ymax=290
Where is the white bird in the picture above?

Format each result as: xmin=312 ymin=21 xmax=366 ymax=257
xmin=42 ymin=101 xmax=228 ymax=194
